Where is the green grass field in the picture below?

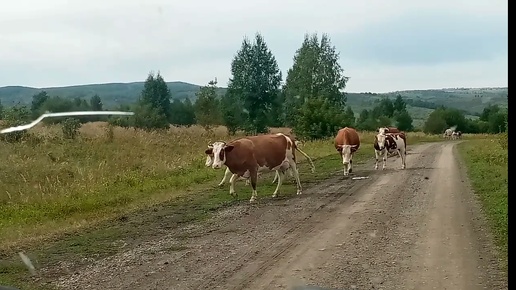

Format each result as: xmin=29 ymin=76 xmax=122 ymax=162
xmin=0 ymin=123 xmax=485 ymax=289
xmin=457 ymin=135 xmax=508 ymax=271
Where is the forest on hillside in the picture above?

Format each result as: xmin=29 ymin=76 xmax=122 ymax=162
xmin=0 ymin=32 xmax=508 ymax=139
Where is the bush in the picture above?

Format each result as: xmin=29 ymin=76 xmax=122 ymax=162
xmin=62 ymin=118 xmax=81 ymax=139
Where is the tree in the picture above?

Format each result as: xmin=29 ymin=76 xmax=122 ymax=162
xmin=194 ymin=79 xmax=221 ymax=131
xmin=170 ymin=99 xmax=196 ymax=126
xmin=30 ymin=91 xmax=49 ymax=118
xmin=393 ymin=94 xmax=406 ymax=113
xmin=134 ymin=71 xmax=172 ymax=130
xmin=283 ymin=33 xmax=349 ymax=139
xmin=226 ymin=33 xmax=282 ymax=134
xmin=0 ymin=100 xmax=3 ymax=120
xmin=90 ymin=94 xmax=103 ymax=111
xmin=395 ymin=110 xmax=414 ymax=131
xmin=220 ymin=92 xmax=245 ymax=135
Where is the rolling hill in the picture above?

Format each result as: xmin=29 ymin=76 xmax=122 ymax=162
xmin=0 ymin=82 xmax=507 ymax=127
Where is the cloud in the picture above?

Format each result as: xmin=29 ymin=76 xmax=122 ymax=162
xmin=0 ymin=0 xmax=508 ymax=92
xmin=336 ymin=10 xmax=508 ymax=66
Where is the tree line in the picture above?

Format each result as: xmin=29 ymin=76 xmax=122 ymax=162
xmin=0 ymin=32 xmax=508 ymax=140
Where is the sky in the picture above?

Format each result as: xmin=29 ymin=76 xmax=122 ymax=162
xmin=0 ymin=0 xmax=508 ymax=93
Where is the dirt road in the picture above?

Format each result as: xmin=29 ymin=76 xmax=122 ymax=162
xmin=52 ymin=142 xmax=507 ymax=290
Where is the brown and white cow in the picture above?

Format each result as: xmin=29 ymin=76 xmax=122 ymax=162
xmin=374 ymin=130 xmax=407 ymax=170
xmin=205 ymin=134 xmax=315 ymax=187
xmin=334 ymin=127 xmax=361 ymax=176
xmin=204 ymin=133 xmax=302 ymax=202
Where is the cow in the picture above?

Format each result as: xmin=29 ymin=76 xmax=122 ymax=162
xmin=443 ymin=128 xmax=454 ymax=139
xmin=205 ymin=133 xmax=303 ymax=202
xmin=374 ymin=130 xmax=407 ymax=170
xmin=334 ymin=127 xmax=361 ymax=176
xmin=451 ymin=130 xmax=463 ymax=140
xmin=378 ymin=127 xmax=403 ymax=157
xmin=205 ymin=134 xmax=315 ymax=187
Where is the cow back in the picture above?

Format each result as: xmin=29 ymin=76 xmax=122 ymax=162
xmin=334 ymin=127 xmax=361 ymax=151
xmin=247 ymin=134 xmax=290 ymax=169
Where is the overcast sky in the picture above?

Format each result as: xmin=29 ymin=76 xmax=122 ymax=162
xmin=0 ymin=0 xmax=508 ymax=93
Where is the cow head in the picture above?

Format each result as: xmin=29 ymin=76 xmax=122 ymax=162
xmin=204 ymin=141 xmax=225 ymax=167
xmin=205 ymin=141 xmax=235 ymax=169
xmin=378 ymin=127 xmax=389 ymax=135
xmin=336 ymin=144 xmax=358 ymax=165
xmin=375 ymin=132 xmax=388 ymax=150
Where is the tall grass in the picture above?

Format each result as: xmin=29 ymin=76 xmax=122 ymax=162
xmin=457 ymin=135 xmax=508 ymax=271
xmin=0 ymin=122 xmax=442 ymax=250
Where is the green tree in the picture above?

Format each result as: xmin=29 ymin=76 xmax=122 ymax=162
xmin=283 ymin=33 xmax=349 ymax=139
xmin=90 ymin=94 xmax=103 ymax=111
xmin=0 ymin=100 xmax=3 ymax=120
xmin=423 ymin=108 xmax=448 ymax=134
xmin=393 ymin=94 xmax=406 ymax=113
xmin=194 ymin=79 xmax=221 ymax=130
xmin=220 ymin=92 xmax=245 ymax=135
xmin=134 ymin=71 xmax=172 ymax=129
xmin=227 ymin=33 xmax=282 ymax=134
xmin=395 ymin=110 xmax=414 ymax=131
xmin=30 ymin=91 xmax=49 ymax=118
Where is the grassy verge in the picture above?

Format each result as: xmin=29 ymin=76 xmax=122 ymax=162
xmin=0 ymin=124 xmax=443 ymax=289
xmin=457 ymin=136 xmax=508 ymax=272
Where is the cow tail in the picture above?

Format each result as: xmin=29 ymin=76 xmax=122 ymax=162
xmin=295 ymin=147 xmax=316 ymax=173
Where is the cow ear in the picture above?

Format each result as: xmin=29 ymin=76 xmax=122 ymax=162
xmin=224 ymin=145 xmax=235 ymax=153
xmin=205 ymin=148 xmax=213 ymax=155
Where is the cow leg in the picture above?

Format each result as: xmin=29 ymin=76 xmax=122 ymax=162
xmin=272 ymin=170 xmax=285 ymax=198
xmin=218 ymin=167 xmax=232 ymax=187
xmin=399 ymin=148 xmax=407 ymax=169
xmin=382 ymin=149 xmax=388 ymax=170
xmin=229 ymin=174 xmax=238 ymax=197
xmin=374 ymin=150 xmax=380 ymax=170
xmin=289 ymin=161 xmax=303 ymax=195
xmin=348 ymin=155 xmax=353 ymax=173
xmin=249 ymin=170 xmax=258 ymax=203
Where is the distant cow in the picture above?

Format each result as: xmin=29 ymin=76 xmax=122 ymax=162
xmin=452 ymin=131 xmax=462 ymax=140
xmin=443 ymin=128 xmax=454 ymax=139
xmin=334 ymin=127 xmax=361 ymax=176
xmin=374 ymin=130 xmax=407 ymax=170
xmin=205 ymin=133 xmax=303 ymax=202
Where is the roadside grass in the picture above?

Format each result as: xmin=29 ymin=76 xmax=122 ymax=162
xmin=457 ymin=136 xmax=508 ymax=272
xmin=0 ymin=123 xmax=444 ymax=289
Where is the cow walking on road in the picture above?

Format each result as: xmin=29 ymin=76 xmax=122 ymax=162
xmin=374 ymin=130 xmax=407 ymax=170
xmin=205 ymin=133 xmax=303 ymax=202
xmin=334 ymin=127 xmax=361 ymax=176
xmin=205 ymin=134 xmax=315 ymax=187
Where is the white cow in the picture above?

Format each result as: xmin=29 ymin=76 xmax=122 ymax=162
xmin=443 ymin=128 xmax=454 ymax=139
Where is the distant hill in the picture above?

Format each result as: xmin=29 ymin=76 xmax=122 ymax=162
xmin=0 ymin=82 xmax=507 ymax=127
xmin=0 ymin=81 xmax=228 ymax=108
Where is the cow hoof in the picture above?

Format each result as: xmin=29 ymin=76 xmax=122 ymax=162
xmin=217 ymin=183 xmax=224 ymax=187
xmin=249 ymin=197 xmax=256 ymax=203
xmin=272 ymin=193 xmax=278 ymax=198
xmin=296 ymin=191 xmax=302 ymax=195
xmin=349 ymin=168 xmax=353 ymax=173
